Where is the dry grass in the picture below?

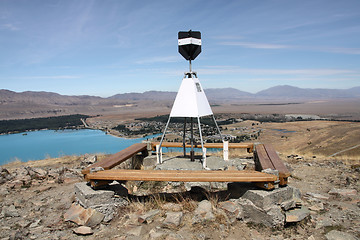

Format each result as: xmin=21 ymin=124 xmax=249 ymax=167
xmin=126 ymin=194 xmax=167 ymax=213
xmin=173 ymin=194 xmax=197 ymax=212
xmin=1 ymin=153 xmax=108 ymax=170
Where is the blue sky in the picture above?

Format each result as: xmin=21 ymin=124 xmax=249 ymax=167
xmin=0 ymin=0 xmax=359 ymax=97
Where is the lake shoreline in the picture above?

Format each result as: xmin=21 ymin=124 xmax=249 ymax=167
xmin=0 ymin=129 xmax=159 ymax=165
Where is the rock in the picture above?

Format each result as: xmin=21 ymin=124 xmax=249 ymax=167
xmin=64 ymin=203 xmax=104 ymax=227
xmin=309 ymin=202 xmax=324 ymax=212
xmin=0 ymin=167 xmax=10 ymax=175
xmin=64 ymin=203 xmax=87 ymax=225
xmin=138 ymin=209 xmax=160 ymax=224
xmin=328 ymin=188 xmax=357 ymax=197
xmin=142 ymin=156 xmax=157 ymax=170
xmin=325 ymin=230 xmax=357 ymax=240
xmin=90 ymin=167 xmax=104 ymax=173
xmin=219 ymin=201 xmax=240 ymax=223
xmin=305 ymin=192 xmax=329 ymax=201
xmin=83 ymin=154 xmax=97 ymax=165
xmin=237 ymin=198 xmax=285 ymax=227
xmin=29 ymin=219 xmax=41 ymax=228
xmin=96 ymin=205 xmax=117 ymax=223
xmin=266 ymin=206 xmax=285 ymax=227
xmin=0 ymin=186 xmax=9 ymax=196
xmin=47 ymin=169 xmax=60 ymax=179
xmin=315 ymin=218 xmax=336 ymax=229
xmin=242 ymin=186 xmax=300 ymax=209
xmin=149 ymin=229 xmax=167 ymax=239
xmin=126 ymin=224 xmax=143 ymax=236
xmin=261 ymin=168 xmax=279 ymax=178
xmin=15 ymin=167 xmax=28 ymax=178
xmin=192 ymin=200 xmax=215 ymax=223
xmin=184 ymin=181 xmax=228 ymax=192
xmin=162 ymin=203 xmax=182 ymax=212
xmin=0 ymin=167 xmax=11 ymax=183
xmin=16 ymin=219 xmax=31 ymax=228
xmin=285 ymin=206 xmax=310 ymax=223
xmin=31 ymin=168 xmax=48 ymax=180
xmin=11 ymin=230 xmax=29 ymax=240
xmin=163 ymin=212 xmax=183 ymax=228
xmin=112 ymin=236 xmax=127 ymax=240
xmin=165 ymin=233 xmax=183 ymax=240
xmin=2 ymin=205 xmax=20 ymax=217
xmin=281 ymin=199 xmax=297 ymax=211
xmin=73 ymin=226 xmax=93 ymax=235
xmin=86 ymin=209 xmax=105 ymax=227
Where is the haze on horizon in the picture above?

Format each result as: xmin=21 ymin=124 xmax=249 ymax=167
xmin=1 ymin=0 xmax=360 ymax=97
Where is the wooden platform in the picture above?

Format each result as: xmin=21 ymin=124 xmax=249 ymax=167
xmin=81 ymin=143 xmax=148 ymax=175
xmin=80 ymin=142 xmax=290 ymax=191
xmin=151 ymin=142 xmax=254 ymax=152
xmin=254 ymin=144 xmax=291 ymax=186
xmin=85 ymin=169 xmax=278 ymax=190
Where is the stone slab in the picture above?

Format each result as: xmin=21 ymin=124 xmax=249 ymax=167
xmin=64 ymin=203 xmax=104 ymax=227
xmin=325 ymin=230 xmax=357 ymax=240
xmin=242 ymin=186 xmax=300 ymax=210
xmin=236 ymin=198 xmax=284 ymax=227
xmin=163 ymin=212 xmax=183 ymax=228
xmin=73 ymin=226 xmax=93 ymax=235
xmin=285 ymin=206 xmax=310 ymax=223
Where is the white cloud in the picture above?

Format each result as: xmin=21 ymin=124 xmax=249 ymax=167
xmin=135 ymin=56 xmax=180 ymax=64
xmin=220 ymin=41 xmax=290 ymax=49
xmin=1 ymin=23 xmax=19 ymax=31
xmin=219 ymin=40 xmax=360 ymax=55
xmin=199 ymin=66 xmax=357 ymax=76
xmin=20 ymin=75 xmax=81 ymax=80
xmin=317 ymin=47 xmax=360 ymax=55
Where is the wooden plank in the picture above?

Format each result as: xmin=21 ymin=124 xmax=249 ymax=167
xmin=85 ymin=169 xmax=277 ymax=183
xmin=263 ymin=144 xmax=290 ymax=176
xmin=151 ymin=142 xmax=254 ymax=151
xmin=82 ymin=143 xmax=147 ymax=175
xmin=255 ymin=144 xmax=274 ymax=170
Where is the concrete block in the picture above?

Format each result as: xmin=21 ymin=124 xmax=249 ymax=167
xmin=242 ymin=186 xmax=298 ymax=210
xmin=75 ymin=182 xmax=114 ymax=208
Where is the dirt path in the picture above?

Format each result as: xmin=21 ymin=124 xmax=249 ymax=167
xmin=328 ymin=144 xmax=360 ymax=157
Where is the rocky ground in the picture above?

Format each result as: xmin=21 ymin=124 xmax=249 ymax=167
xmin=0 ymin=153 xmax=359 ymax=240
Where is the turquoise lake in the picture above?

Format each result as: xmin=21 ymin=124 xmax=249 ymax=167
xmin=0 ymin=129 xmax=158 ymax=165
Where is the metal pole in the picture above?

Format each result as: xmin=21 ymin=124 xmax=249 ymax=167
xmin=190 ymin=117 xmax=194 ymax=161
xmin=197 ymin=117 xmax=205 ymax=150
xmin=183 ymin=117 xmax=187 ymax=157
xmin=197 ymin=117 xmax=205 ymax=161
xmin=157 ymin=117 xmax=171 ymax=163
xmin=189 ymin=59 xmax=192 ymax=73
xmin=212 ymin=115 xmax=223 ymax=142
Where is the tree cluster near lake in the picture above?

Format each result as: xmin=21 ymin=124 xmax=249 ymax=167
xmin=0 ymin=114 xmax=90 ymax=134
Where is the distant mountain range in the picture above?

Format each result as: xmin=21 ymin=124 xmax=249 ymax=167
xmin=1 ymin=85 xmax=360 ymax=105
xmin=109 ymin=85 xmax=360 ymax=101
